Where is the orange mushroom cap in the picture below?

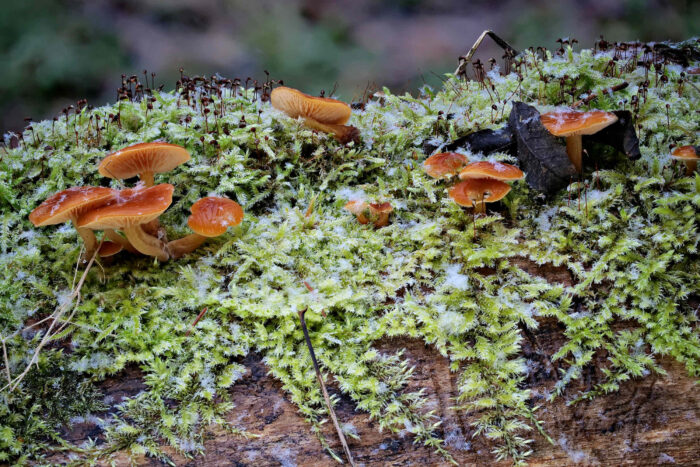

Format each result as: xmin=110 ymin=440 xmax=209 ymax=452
xmin=369 ymin=202 xmax=393 ymax=214
xmin=670 ymin=145 xmax=698 ymax=161
xmin=270 ymin=86 xmax=352 ymax=125
xmin=98 ymin=241 xmax=123 ymax=257
xmin=29 ymin=186 xmax=115 ymax=226
xmin=343 ymin=200 xmax=370 ymax=224
xmin=77 ymin=184 xmax=174 ymax=230
xmin=458 ymin=161 xmax=524 ymax=181
xmin=187 ymin=196 xmax=244 ymax=237
xmin=540 ymin=110 xmax=618 ymax=137
xmin=448 ymin=179 xmax=511 ymax=207
xmin=98 ymin=142 xmax=191 ymax=181
xmin=423 ymin=152 xmax=469 ymax=178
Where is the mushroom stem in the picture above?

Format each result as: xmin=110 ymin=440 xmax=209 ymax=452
xmin=140 ymin=171 xmax=155 ymax=187
xmin=374 ymin=213 xmax=390 ymax=228
xmin=684 ymin=160 xmax=697 ymax=175
xmin=565 ymin=134 xmax=583 ymax=172
xmin=104 ymin=229 xmax=139 ymax=254
xmin=75 ymin=224 xmax=98 ymax=262
xmin=473 ymin=200 xmax=486 ymax=214
xmin=167 ymin=233 xmax=208 ymax=259
xmin=123 ymin=225 xmax=169 ymax=261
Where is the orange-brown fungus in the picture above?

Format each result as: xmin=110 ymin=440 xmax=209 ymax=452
xmin=448 ymin=179 xmax=511 ymax=214
xmin=458 ymin=161 xmax=524 ymax=181
xmin=540 ymin=109 xmax=618 ymax=172
xmin=423 ymin=152 xmax=469 ymax=178
xmin=98 ymin=142 xmax=191 ymax=186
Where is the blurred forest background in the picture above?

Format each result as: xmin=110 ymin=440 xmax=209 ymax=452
xmin=1 ymin=0 xmax=699 ymax=132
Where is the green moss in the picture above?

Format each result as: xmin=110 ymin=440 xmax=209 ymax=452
xmin=0 ymin=40 xmax=698 ymax=465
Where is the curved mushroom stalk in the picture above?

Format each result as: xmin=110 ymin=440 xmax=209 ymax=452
xmin=123 ymin=225 xmax=169 ymax=261
xmin=303 ymin=118 xmax=360 ymax=144
xmin=75 ymin=223 xmax=99 ymax=262
xmin=167 ymin=234 xmax=208 ymax=259
xmin=104 ymin=229 xmax=139 ymax=254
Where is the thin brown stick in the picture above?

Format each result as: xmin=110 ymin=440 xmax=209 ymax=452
xmin=2 ymin=246 xmax=99 ymax=393
xmin=185 ymin=308 xmax=209 ymax=337
xmin=1 ymin=338 xmax=10 ymax=384
xmin=298 ymin=308 xmax=355 ymax=466
xmin=455 ymin=30 xmax=518 ymax=79
xmin=572 ymin=82 xmax=629 ymax=108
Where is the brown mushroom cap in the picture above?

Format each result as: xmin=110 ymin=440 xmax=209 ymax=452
xmin=29 ymin=186 xmax=115 ymax=226
xmin=369 ymin=202 xmax=393 ymax=215
xmin=77 ymin=184 xmax=174 ymax=230
xmin=187 ymin=196 xmax=244 ymax=237
xmin=343 ymin=200 xmax=370 ymax=224
xmin=458 ymin=161 xmax=524 ymax=181
xmin=448 ymin=179 xmax=511 ymax=207
xmin=270 ymin=86 xmax=352 ymax=125
xmin=670 ymin=145 xmax=698 ymax=161
xmin=423 ymin=152 xmax=469 ymax=178
xmin=540 ymin=110 xmax=618 ymax=137
xmin=98 ymin=142 xmax=190 ymax=182
xmin=98 ymin=241 xmax=123 ymax=257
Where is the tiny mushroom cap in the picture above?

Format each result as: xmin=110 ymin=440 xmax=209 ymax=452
xmin=29 ymin=186 xmax=116 ymax=262
xmin=540 ymin=109 xmax=618 ymax=172
xmin=670 ymin=145 xmax=699 ymax=174
xmin=270 ymin=86 xmax=351 ymax=125
xmin=458 ymin=161 xmax=524 ymax=181
xmin=344 ymin=200 xmax=370 ymax=224
xmin=423 ymin=152 xmax=469 ymax=178
xmin=98 ymin=241 xmax=123 ymax=257
xmin=98 ymin=142 xmax=191 ymax=186
xmin=187 ymin=196 xmax=244 ymax=237
xmin=448 ymin=179 xmax=511 ymax=214
xmin=167 ymin=196 xmax=244 ymax=259
xmin=77 ymin=184 xmax=174 ymax=261
xmin=369 ymin=202 xmax=393 ymax=228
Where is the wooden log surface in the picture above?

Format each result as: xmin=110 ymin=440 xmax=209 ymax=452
xmin=46 ymin=260 xmax=700 ymax=466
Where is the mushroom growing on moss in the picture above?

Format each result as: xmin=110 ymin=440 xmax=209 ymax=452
xmin=98 ymin=241 xmax=123 ymax=258
xmin=540 ymin=110 xmax=618 ymax=172
xmin=29 ymin=186 xmax=116 ymax=262
xmin=77 ymin=184 xmax=174 ymax=261
xmin=167 ymin=196 xmax=244 ymax=259
xmin=423 ymin=152 xmax=469 ymax=179
xmin=670 ymin=145 xmax=699 ymax=175
xmin=270 ymin=86 xmax=359 ymax=144
xmin=448 ymin=178 xmax=511 ymax=214
xmin=369 ymin=202 xmax=393 ymax=228
xmin=458 ymin=161 xmax=524 ymax=181
xmin=344 ymin=200 xmax=370 ymax=224
xmin=98 ymin=142 xmax=191 ymax=187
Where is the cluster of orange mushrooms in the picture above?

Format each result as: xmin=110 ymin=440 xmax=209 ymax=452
xmin=29 ymin=142 xmax=243 ymax=263
xmin=424 ymin=153 xmax=524 ymax=214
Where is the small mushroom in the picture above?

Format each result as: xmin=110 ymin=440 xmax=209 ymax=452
xmin=77 ymin=184 xmax=174 ymax=261
xmin=98 ymin=241 xmax=123 ymax=257
xmin=98 ymin=142 xmax=191 ymax=187
xmin=270 ymin=86 xmax=359 ymax=144
xmin=423 ymin=152 xmax=469 ymax=179
xmin=540 ymin=110 xmax=618 ymax=172
xmin=29 ymin=186 xmax=116 ymax=262
xmin=167 ymin=196 xmax=244 ymax=259
xmin=344 ymin=200 xmax=370 ymax=224
xmin=670 ymin=145 xmax=699 ymax=175
xmin=458 ymin=161 xmax=524 ymax=181
xmin=448 ymin=179 xmax=511 ymax=214
xmin=369 ymin=202 xmax=393 ymax=228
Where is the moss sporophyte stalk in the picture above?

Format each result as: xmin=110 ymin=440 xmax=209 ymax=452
xmin=0 ymin=38 xmax=699 ymax=465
